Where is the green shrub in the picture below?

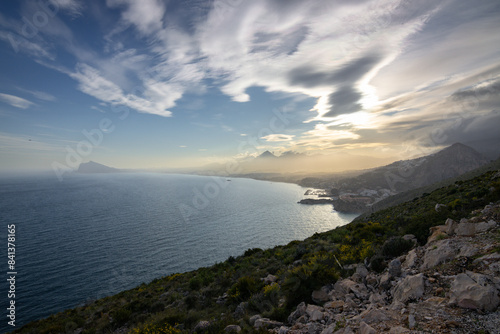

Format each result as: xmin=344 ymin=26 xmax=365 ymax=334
xmin=381 ymin=237 xmax=414 ymax=258
xmin=112 ymin=307 xmax=131 ymax=326
xmin=228 ymin=276 xmax=262 ymax=301
xmin=369 ymin=255 xmax=386 ymax=273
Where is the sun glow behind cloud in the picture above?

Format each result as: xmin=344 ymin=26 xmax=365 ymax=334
xmin=0 ymin=0 xmax=499 ymax=171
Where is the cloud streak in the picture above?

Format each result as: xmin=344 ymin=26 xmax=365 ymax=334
xmin=0 ymin=93 xmax=35 ymax=109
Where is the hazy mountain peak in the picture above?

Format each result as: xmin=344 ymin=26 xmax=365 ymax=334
xmin=77 ymin=161 xmax=118 ymax=173
xmin=257 ymin=151 xmax=277 ymax=159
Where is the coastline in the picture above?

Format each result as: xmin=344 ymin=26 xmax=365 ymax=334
xmin=10 ymin=170 xmax=500 ymax=333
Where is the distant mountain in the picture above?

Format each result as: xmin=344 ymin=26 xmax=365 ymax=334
xmin=257 ymin=150 xmax=277 ymax=159
xmin=334 ymin=143 xmax=489 ymax=194
xmin=77 ymin=161 xmax=119 ymax=173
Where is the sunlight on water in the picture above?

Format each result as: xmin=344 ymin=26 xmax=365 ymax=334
xmin=0 ymin=173 xmax=357 ymax=330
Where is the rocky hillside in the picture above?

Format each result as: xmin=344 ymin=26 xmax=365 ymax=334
xmin=11 ymin=170 xmax=500 ymax=334
xmin=333 ymin=143 xmax=489 ymax=193
xmin=268 ymin=203 xmax=500 ymax=334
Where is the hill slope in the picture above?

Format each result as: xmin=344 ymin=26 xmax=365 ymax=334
xmin=12 ymin=168 xmax=500 ymax=334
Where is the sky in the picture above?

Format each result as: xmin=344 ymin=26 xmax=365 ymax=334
xmin=0 ymin=0 xmax=499 ymax=173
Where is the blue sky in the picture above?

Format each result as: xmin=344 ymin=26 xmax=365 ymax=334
xmin=0 ymin=0 xmax=499 ymax=172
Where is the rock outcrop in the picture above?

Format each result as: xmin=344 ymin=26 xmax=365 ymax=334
xmin=260 ymin=203 xmax=500 ymax=334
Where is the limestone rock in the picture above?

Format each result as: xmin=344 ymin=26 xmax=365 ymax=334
xmin=306 ymin=304 xmax=324 ymax=321
xmin=224 ymin=324 xmax=241 ymax=332
xmin=379 ymin=272 xmax=392 ymax=290
xmin=428 ymin=225 xmax=447 ymax=243
xmin=312 ymin=287 xmax=330 ymax=304
xmin=402 ymin=249 xmax=418 ymax=270
xmin=359 ymin=321 xmax=376 ymax=334
xmin=333 ymin=279 xmax=356 ymax=296
xmin=388 ymin=258 xmax=402 ymax=277
xmin=261 ymin=274 xmax=278 ymax=284
xmin=449 ymin=272 xmax=500 ymax=312
xmin=288 ymin=302 xmax=306 ymax=323
xmin=254 ymin=318 xmax=283 ymax=329
xmin=444 ymin=218 xmax=457 ymax=235
xmin=392 ymin=274 xmax=425 ymax=304
xmin=324 ymin=300 xmax=344 ymax=309
xmin=475 ymin=220 xmax=497 ymax=233
xmin=194 ymin=320 xmax=210 ymax=332
xmin=421 ymin=239 xmax=457 ymax=270
xmin=389 ymin=326 xmax=410 ymax=334
xmin=249 ymin=314 xmax=261 ymax=326
xmin=354 ymin=308 xmax=392 ymax=324
xmin=455 ymin=222 xmax=476 ymax=236
xmin=357 ymin=264 xmax=369 ymax=277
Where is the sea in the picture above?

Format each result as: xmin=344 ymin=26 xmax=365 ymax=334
xmin=0 ymin=172 xmax=357 ymax=332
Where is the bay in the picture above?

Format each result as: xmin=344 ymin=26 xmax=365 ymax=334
xmin=0 ymin=172 xmax=356 ymax=332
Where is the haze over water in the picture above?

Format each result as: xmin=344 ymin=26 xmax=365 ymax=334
xmin=0 ymin=173 xmax=356 ymax=331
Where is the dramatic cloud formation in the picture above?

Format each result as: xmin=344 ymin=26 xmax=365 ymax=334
xmin=0 ymin=0 xmax=499 ymax=170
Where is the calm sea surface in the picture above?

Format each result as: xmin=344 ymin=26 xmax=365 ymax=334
xmin=0 ymin=172 xmax=357 ymax=332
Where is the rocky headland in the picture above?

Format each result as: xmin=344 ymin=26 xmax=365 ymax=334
xmin=250 ymin=202 xmax=500 ymax=334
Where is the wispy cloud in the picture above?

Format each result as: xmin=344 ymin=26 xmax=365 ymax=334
xmin=0 ymin=132 xmax=63 ymax=152
xmin=262 ymin=134 xmax=295 ymax=142
xmin=0 ymin=93 xmax=35 ymax=109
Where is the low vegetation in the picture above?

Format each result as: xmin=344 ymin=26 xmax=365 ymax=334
xmin=13 ymin=170 xmax=500 ymax=334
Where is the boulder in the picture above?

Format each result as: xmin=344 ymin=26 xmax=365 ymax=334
xmin=254 ymin=318 xmax=283 ymax=329
xmin=261 ymin=274 xmax=278 ymax=284
xmin=369 ymin=292 xmax=386 ymax=306
xmin=312 ymin=287 xmax=330 ymax=304
xmin=287 ymin=302 xmax=306 ymax=323
xmin=249 ymin=314 xmax=261 ymax=326
xmin=194 ymin=321 xmax=210 ymax=332
xmin=353 ymin=308 xmax=392 ymax=324
xmin=333 ymin=278 xmax=357 ymax=296
xmin=428 ymin=225 xmax=447 ymax=243
xmin=359 ymin=321 xmax=376 ymax=334
xmin=408 ymin=314 xmax=416 ymax=329
xmin=457 ymin=243 xmax=480 ymax=258
xmin=444 ymin=218 xmax=457 ymax=235
xmin=402 ymin=249 xmax=418 ymax=269
xmin=392 ymin=274 xmax=425 ymax=304
xmin=324 ymin=300 xmax=344 ymax=309
xmin=306 ymin=304 xmax=324 ymax=321
xmin=388 ymin=258 xmax=402 ymax=277
xmin=389 ymin=326 xmax=410 ymax=334
xmin=278 ymin=326 xmax=289 ymax=334
xmin=224 ymin=324 xmax=241 ymax=333
xmin=455 ymin=222 xmax=476 ymax=236
xmin=449 ymin=272 xmax=500 ymax=312
xmin=323 ymin=326 xmax=353 ymax=334
xmin=379 ymin=272 xmax=392 ymax=290
xmin=475 ymin=220 xmax=497 ymax=233
xmin=233 ymin=301 xmax=248 ymax=318
xmin=355 ymin=264 xmax=369 ymax=279
xmin=421 ymin=239 xmax=457 ymax=270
